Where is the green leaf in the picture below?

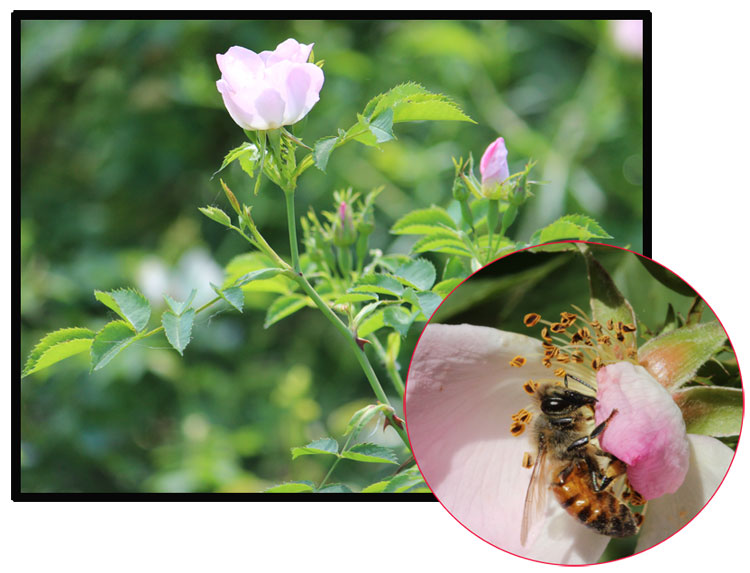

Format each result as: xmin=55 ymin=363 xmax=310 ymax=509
xmin=383 ymin=306 xmax=418 ymax=337
xmin=223 ymin=253 xmax=295 ymax=294
xmin=529 ymin=214 xmax=612 ymax=244
xmin=673 ymin=386 xmax=742 ymax=437
xmin=161 ymin=309 xmax=195 ymax=356
xmin=94 ymin=288 xmax=151 ymax=332
xmin=364 ymin=82 xmax=431 ymax=119
xmin=163 ymin=289 xmax=197 ymax=315
xmin=265 ymin=481 xmax=315 ymax=493
xmin=340 ymin=443 xmax=398 ymax=464
xmin=392 ymin=97 xmax=474 ymax=123
xmin=198 ymin=206 xmax=232 ymax=228
xmin=391 ymin=206 xmax=457 ymax=235
xmin=639 ymin=322 xmax=728 ymax=390
xmin=432 ymin=278 xmax=463 ymax=298
xmin=331 ymin=293 xmax=378 ymax=304
xmin=394 ymin=258 xmax=436 ymax=291
xmin=23 ymin=327 xmax=96 ymax=377
xmin=291 ymin=438 xmax=339 ymax=460
xmin=211 ymin=283 xmax=244 ymax=313
xmin=264 ymin=294 xmax=311 ymax=328
xmin=312 ymin=136 xmax=338 ymax=173
xmin=415 ymin=291 xmax=443 ymax=320
xmin=212 ymin=142 xmax=259 ymax=179
xmin=361 ymin=466 xmax=426 ymax=493
xmin=350 ymin=274 xmax=404 ymax=297
xmin=90 ymin=320 xmax=139 ymax=371
xmin=316 ymin=483 xmax=354 ymax=493
xmin=357 ymin=308 xmax=386 ymax=338
xmin=411 ymin=233 xmax=473 ymax=257
xmin=368 ymin=107 xmax=395 ymax=142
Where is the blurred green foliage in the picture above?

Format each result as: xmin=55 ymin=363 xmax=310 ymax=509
xmin=20 ymin=19 xmax=643 ymax=492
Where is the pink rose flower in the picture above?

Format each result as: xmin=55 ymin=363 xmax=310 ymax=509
xmin=479 ymin=137 xmax=509 ymax=195
xmin=216 ymin=38 xmax=325 ymax=131
xmin=611 ymin=20 xmax=644 ymax=58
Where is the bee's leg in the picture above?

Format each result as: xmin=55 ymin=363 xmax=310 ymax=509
xmin=565 ymin=409 xmax=619 ymax=453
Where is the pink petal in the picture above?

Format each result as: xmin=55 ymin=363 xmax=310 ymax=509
xmin=479 ymin=137 xmax=509 ymax=189
xmin=635 ymin=434 xmax=735 ymax=553
xmin=253 ymin=89 xmax=286 ymax=130
xmin=595 ymin=362 xmax=690 ymax=500
xmin=406 ymin=324 xmax=609 ymax=564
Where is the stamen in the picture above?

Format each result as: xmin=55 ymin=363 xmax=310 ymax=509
xmin=550 ymin=322 xmax=567 ymax=333
xmin=554 ymin=367 xmax=567 ymax=378
xmin=522 ymin=452 xmax=534 ymax=468
xmin=522 ymin=380 xmax=538 ymax=394
xmin=523 ymin=313 xmax=541 ymax=327
xmin=510 ymin=356 xmax=527 ymax=368
xmin=510 ymin=421 xmax=526 ymax=436
xmin=570 ymin=350 xmax=584 ymax=363
xmin=556 ymin=352 xmax=570 ymax=364
xmin=622 ymin=323 xmax=637 ymax=333
xmin=591 ymin=357 xmax=603 ymax=370
xmin=540 ymin=327 xmax=552 ymax=342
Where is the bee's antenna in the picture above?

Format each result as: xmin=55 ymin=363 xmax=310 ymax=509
xmin=564 ymin=373 xmax=597 ymax=392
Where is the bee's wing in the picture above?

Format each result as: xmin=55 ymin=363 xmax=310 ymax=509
xmin=520 ymin=440 xmax=549 ymax=547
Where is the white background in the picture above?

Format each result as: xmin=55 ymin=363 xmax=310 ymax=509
xmin=5 ymin=3 xmax=749 ymax=571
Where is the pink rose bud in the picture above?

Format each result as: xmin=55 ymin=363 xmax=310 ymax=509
xmin=480 ymin=137 xmax=510 ymax=196
xmin=216 ymin=38 xmax=325 ymax=131
xmin=595 ymin=361 xmax=690 ymax=500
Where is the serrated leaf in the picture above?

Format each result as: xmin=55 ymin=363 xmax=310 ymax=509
xmin=212 ymin=142 xmax=259 ymax=179
xmin=23 ymin=327 xmax=96 ymax=377
xmin=384 ymin=470 xmax=427 ymax=493
xmin=223 ymin=253 xmax=295 ymax=294
xmin=331 ymin=293 xmax=378 ymax=304
xmin=316 ymin=483 xmax=354 ymax=493
xmin=350 ymin=274 xmax=404 ymax=297
xmin=391 ymin=206 xmax=457 ymax=235
xmin=291 ymin=438 xmax=339 ymax=460
xmin=161 ymin=309 xmax=195 ymax=356
xmin=673 ymin=386 xmax=742 ymax=437
xmin=312 ymin=136 xmax=338 ymax=173
xmin=264 ymin=294 xmax=311 ymax=328
xmin=163 ymin=289 xmax=197 ymax=315
xmin=394 ymin=258 xmax=436 ymax=291
xmin=94 ymin=289 xmax=151 ymax=332
xmin=211 ymin=283 xmax=244 ymax=313
xmin=432 ymin=278 xmax=463 ymax=298
xmin=415 ymin=291 xmax=443 ymax=320
xmin=383 ymin=306 xmax=418 ymax=337
xmin=357 ymin=308 xmax=386 ymax=338
xmin=368 ymin=107 xmax=395 ymax=142
xmin=199 ymin=206 xmax=232 ymax=228
xmin=90 ymin=321 xmax=139 ymax=371
xmin=412 ymin=233 xmax=473 ymax=257
xmin=341 ymin=443 xmax=398 ymax=464
xmin=392 ymin=98 xmax=474 ymax=123
xmin=364 ymin=82 xmax=431 ymax=119
xmin=530 ymin=214 xmax=612 ymax=244
xmin=265 ymin=481 xmax=315 ymax=493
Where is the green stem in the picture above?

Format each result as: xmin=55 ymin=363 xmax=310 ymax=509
xmin=318 ymin=432 xmax=356 ymax=490
xmin=140 ymin=295 xmax=223 ymax=340
xmin=284 ymin=189 xmax=301 ymax=273
xmin=293 ymin=274 xmax=410 ymax=449
xmin=486 ymin=199 xmax=499 ymax=264
xmin=370 ymin=333 xmax=405 ymax=398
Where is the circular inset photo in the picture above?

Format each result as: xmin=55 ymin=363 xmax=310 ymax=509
xmin=404 ymin=242 xmax=742 ymax=565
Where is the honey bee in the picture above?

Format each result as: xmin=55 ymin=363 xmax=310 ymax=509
xmin=520 ymin=375 xmax=643 ymax=546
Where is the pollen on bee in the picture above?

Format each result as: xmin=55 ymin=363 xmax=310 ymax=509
xmin=522 ymin=380 xmax=538 ymax=394
xmin=522 ymin=452 xmax=534 ymax=468
xmin=510 ymin=421 xmax=526 ymax=436
xmin=510 ymin=355 xmax=527 ymax=368
xmin=523 ymin=313 xmax=541 ymax=327
xmin=554 ymin=367 xmax=567 ymax=378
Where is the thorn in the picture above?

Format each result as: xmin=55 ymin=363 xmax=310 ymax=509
xmin=356 ymin=337 xmax=370 ymax=351
xmin=384 ymin=414 xmax=405 ymax=432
